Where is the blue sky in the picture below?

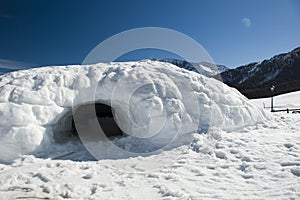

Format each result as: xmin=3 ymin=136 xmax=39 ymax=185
xmin=0 ymin=0 xmax=299 ymax=69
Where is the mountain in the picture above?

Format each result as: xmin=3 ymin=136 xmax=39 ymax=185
xmin=214 ymin=47 xmax=300 ymax=99
xmin=0 ymin=68 xmax=14 ymax=75
xmin=154 ymin=58 xmax=229 ymax=77
xmin=0 ymin=59 xmax=33 ymax=75
xmin=0 ymin=67 xmax=32 ymax=75
xmin=0 ymin=59 xmax=229 ymax=77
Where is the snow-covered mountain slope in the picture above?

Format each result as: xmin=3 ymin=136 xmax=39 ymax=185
xmin=214 ymin=47 xmax=300 ymax=98
xmin=0 ymin=59 xmax=32 ymax=75
xmin=0 ymin=60 xmax=268 ymax=163
xmin=154 ymin=58 xmax=229 ymax=77
xmin=0 ymin=68 xmax=13 ymax=75
xmin=191 ymin=61 xmax=229 ymax=77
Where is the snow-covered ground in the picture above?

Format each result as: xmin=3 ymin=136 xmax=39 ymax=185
xmin=0 ymin=111 xmax=299 ymax=199
xmin=0 ymin=62 xmax=299 ymax=199
xmin=252 ymin=91 xmax=300 ymax=110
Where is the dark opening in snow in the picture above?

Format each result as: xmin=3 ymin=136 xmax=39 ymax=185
xmin=54 ymin=103 xmax=124 ymax=143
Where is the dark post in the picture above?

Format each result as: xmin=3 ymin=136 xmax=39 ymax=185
xmin=270 ymin=85 xmax=275 ymax=112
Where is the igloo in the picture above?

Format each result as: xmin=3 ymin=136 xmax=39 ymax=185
xmin=0 ymin=60 xmax=269 ymax=163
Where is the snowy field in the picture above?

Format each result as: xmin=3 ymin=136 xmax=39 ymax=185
xmin=252 ymin=91 xmax=300 ymax=110
xmin=0 ymin=111 xmax=299 ymax=199
xmin=0 ymin=62 xmax=299 ymax=199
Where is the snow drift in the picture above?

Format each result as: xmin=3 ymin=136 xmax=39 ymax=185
xmin=0 ymin=60 xmax=269 ymax=163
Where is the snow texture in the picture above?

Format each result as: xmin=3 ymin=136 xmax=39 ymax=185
xmin=0 ymin=60 xmax=269 ymax=163
xmin=0 ymin=111 xmax=299 ymax=199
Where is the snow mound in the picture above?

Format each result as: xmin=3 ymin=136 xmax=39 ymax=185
xmin=0 ymin=60 xmax=269 ymax=163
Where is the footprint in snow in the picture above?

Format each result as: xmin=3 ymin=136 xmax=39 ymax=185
xmin=229 ymin=149 xmax=239 ymax=154
xmin=241 ymin=156 xmax=252 ymax=162
xmin=284 ymin=143 xmax=294 ymax=149
xmin=241 ymin=173 xmax=254 ymax=179
xmin=215 ymin=150 xmax=227 ymax=159
xmin=290 ymin=168 xmax=300 ymax=177
xmin=82 ymin=173 xmax=93 ymax=179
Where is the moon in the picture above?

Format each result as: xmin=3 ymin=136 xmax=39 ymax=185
xmin=242 ymin=18 xmax=251 ymax=28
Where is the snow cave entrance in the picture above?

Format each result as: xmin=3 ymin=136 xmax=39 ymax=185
xmin=54 ymin=103 xmax=124 ymax=143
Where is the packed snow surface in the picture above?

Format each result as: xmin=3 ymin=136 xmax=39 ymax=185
xmin=0 ymin=111 xmax=299 ymax=199
xmin=0 ymin=60 xmax=268 ymax=163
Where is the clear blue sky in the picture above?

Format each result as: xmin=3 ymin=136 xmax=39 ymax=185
xmin=0 ymin=0 xmax=299 ymax=68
